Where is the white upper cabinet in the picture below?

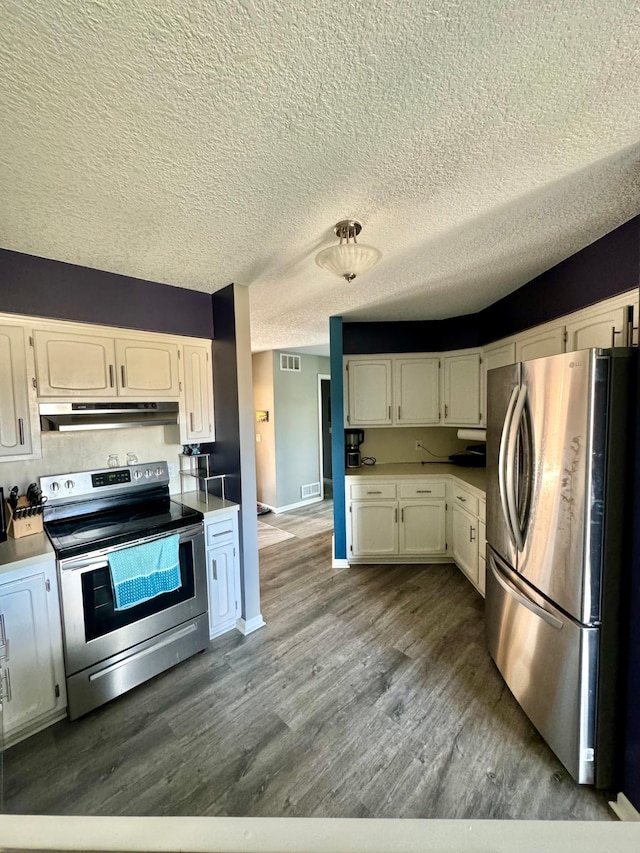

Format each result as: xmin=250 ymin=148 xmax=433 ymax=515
xmin=395 ymin=357 xmax=441 ymax=425
xmin=442 ymin=350 xmax=481 ymax=426
xmin=515 ymin=324 xmax=564 ymax=362
xmin=564 ymin=301 xmax=631 ymax=351
xmin=34 ymin=329 xmax=181 ymax=398
xmin=0 ymin=325 xmax=34 ymax=458
xmin=181 ymin=343 xmax=215 ymax=443
xmin=33 ymin=329 xmax=116 ymax=397
xmin=115 ymin=338 xmax=180 ymax=397
xmin=481 ymin=340 xmax=516 ymax=427
xmin=346 ymin=359 xmax=393 ymax=426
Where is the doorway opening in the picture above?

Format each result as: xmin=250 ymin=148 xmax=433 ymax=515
xmin=319 ymin=375 xmax=332 ymax=500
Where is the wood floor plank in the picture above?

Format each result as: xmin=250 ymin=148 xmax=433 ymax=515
xmin=3 ymin=499 xmax=614 ymax=820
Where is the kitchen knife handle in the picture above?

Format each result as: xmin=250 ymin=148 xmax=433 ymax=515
xmin=109 ymin=364 xmax=115 ymax=388
xmin=17 ymin=418 xmax=24 ymax=446
xmin=121 ymin=365 xmax=127 ymax=387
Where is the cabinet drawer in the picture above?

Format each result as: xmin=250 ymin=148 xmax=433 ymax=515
xmin=399 ymin=481 xmax=446 ymax=499
xmin=206 ymin=516 xmax=236 ymax=547
xmin=350 ymin=483 xmax=397 ymax=500
xmin=451 ymin=485 xmax=479 ymax=516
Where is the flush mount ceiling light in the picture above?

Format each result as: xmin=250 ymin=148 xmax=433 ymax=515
xmin=315 ymin=220 xmax=381 ymax=282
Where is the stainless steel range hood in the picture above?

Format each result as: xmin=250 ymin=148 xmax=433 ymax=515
xmin=39 ymin=402 xmax=179 ymax=431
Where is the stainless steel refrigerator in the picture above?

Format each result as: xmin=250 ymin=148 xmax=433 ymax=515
xmin=485 ymin=348 xmax=635 ymax=787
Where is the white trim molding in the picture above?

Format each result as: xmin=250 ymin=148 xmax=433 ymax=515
xmin=236 ymin=615 xmax=266 ymax=635
xmin=261 ymin=497 xmax=323 ymax=514
xmin=332 ymin=535 xmax=350 ymax=569
xmin=610 ymin=792 xmax=640 ymax=821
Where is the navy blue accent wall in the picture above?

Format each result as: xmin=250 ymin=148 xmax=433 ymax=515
xmin=201 ymin=285 xmax=242 ymax=504
xmin=343 ymin=315 xmax=480 ymax=354
xmin=478 ymin=216 xmax=640 ymax=344
xmin=0 ymin=249 xmax=214 ymax=339
xmin=343 ymin=215 xmax=640 ymax=354
xmin=330 ymin=316 xmax=347 ymax=561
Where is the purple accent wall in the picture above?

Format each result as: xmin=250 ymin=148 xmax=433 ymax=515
xmin=0 ymin=249 xmax=214 ymax=339
xmin=201 ymin=285 xmax=242 ymax=505
xmin=343 ymin=315 xmax=480 ymax=354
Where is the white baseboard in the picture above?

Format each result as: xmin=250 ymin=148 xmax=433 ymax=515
xmin=332 ymin=535 xmax=350 ymax=569
xmin=609 ymin=792 xmax=640 ymax=821
xmin=262 ymin=497 xmax=323 ymax=514
xmin=236 ymin=615 xmax=266 ymax=635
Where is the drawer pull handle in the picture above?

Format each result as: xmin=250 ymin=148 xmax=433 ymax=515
xmin=211 ymin=530 xmax=232 ymax=537
xmin=470 ymin=526 xmax=476 ymax=542
xmin=416 ymin=489 xmax=432 ymax=494
xmin=456 ymin=495 xmax=466 ymax=502
xmin=367 ymin=491 xmax=382 ymax=495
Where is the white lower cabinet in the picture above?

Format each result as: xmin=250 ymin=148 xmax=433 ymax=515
xmin=399 ymin=501 xmax=446 ymax=555
xmin=204 ymin=510 xmax=241 ymax=639
xmin=351 ymin=501 xmax=398 ymax=557
xmin=451 ymin=503 xmax=479 ymax=586
xmin=0 ymin=559 xmax=66 ymax=747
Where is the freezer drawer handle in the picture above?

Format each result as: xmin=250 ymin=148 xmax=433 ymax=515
xmin=489 ymin=558 xmax=563 ymax=631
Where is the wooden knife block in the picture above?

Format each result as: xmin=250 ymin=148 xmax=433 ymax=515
xmin=6 ymin=497 xmax=44 ymax=539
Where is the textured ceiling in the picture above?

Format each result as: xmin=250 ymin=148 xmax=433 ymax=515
xmin=1 ymin=1 xmax=639 ymax=354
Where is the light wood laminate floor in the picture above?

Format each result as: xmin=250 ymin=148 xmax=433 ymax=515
xmin=3 ymin=500 xmax=612 ymax=819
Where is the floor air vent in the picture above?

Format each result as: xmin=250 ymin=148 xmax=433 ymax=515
xmin=301 ymin=482 xmax=321 ymax=499
xmin=280 ymin=353 xmax=301 ymax=372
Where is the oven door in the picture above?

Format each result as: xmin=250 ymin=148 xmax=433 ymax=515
xmin=58 ymin=523 xmax=206 ymax=675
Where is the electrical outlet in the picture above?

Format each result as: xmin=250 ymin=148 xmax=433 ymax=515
xmin=256 ymin=433 xmax=262 ymax=443
xmin=415 ymin=441 xmax=422 ymax=451
xmin=168 ymin=463 xmax=176 ymax=476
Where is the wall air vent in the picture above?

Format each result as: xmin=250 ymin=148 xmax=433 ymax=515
xmin=280 ymin=353 xmax=301 ymax=372
xmin=301 ymin=482 xmax=321 ymax=499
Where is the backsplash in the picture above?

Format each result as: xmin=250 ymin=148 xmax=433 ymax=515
xmin=359 ymin=427 xmax=469 ymax=465
xmin=0 ymin=426 xmax=183 ymax=496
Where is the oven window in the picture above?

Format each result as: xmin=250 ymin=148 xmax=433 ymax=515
xmin=81 ymin=541 xmax=196 ymax=642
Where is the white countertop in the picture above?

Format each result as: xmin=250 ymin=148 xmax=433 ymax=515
xmin=178 ymin=491 xmax=240 ymax=519
xmin=0 ymin=532 xmax=55 ymax=575
xmin=345 ymin=462 xmax=486 ymax=495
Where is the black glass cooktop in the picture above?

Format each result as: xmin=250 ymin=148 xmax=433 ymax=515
xmin=45 ymin=497 xmax=203 ymax=559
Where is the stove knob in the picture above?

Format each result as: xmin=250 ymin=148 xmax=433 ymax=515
xmin=133 ymin=470 xmax=143 ymax=480
xmin=64 ymin=480 xmax=75 ymax=490
xmin=145 ymin=469 xmax=154 ymax=478
xmin=155 ymin=467 xmax=164 ymax=477
xmin=49 ymin=481 xmax=60 ymax=493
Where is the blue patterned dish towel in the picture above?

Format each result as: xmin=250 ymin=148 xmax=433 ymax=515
xmin=108 ymin=534 xmax=181 ymax=611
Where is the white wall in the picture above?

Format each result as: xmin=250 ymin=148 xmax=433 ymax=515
xmin=0 ymin=426 xmax=183 ymax=496
xmin=360 ymin=427 xmax=468 ymax=465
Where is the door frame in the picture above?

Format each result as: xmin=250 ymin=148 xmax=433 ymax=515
xmin=318 ymin=374 xmax=331 ymax=500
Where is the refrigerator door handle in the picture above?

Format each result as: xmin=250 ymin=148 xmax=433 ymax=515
xmin=498 ymin=385 xmax=520 ymax=549
xmin=489 ymin=555 xmax=564 ymax=631
xmin=506 ymin=383 xmax=528 ymax=552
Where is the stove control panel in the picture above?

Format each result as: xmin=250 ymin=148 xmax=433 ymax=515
xmin=40 ymin=461 xmax=170 ymax=502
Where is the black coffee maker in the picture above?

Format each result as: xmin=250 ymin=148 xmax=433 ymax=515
xmin=345 ymin=429 xmax=365 ymax=468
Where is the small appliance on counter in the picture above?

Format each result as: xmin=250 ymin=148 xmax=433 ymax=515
xmin=345 ymin=429 xmax=365 ymax=468
xmin=449 ymin=443 xmax=486 ymax=467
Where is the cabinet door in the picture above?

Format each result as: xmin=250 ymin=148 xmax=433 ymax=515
xmin=399 ymin=500 xmax=446 ymax=555
xmin=351 ymin=501 xmax=398 ymax=557
xmin=443 ymin=351 xmax=481 ymax=425
xmin=182 ymin=344 xmax=215 ymax=442
xmin=0 ymin=325 xmax=33 ymax=457
xmin=207 ymin=542 xmax=239 ymax=638
xmin=33 ymin=329 xmax=116 ymax=397
xmin=0 ymin=570 xmax=60 ymax=737
xmin=515 ymin=325 xmax=564 ymax=362
xmin=115 ymin=339 xmax=180 ymax=397
xmin=451 ymin=503 xmax=479 ymax=586
xmin=481 ymin=340 xmax=516 ymax=427
xmin=565 ymin=304 xmax=630 ymax=351
xmin=346 ymin=359 xmax=392 ymax=426
xmin=395 ymin=358 xmax=440 ymax=425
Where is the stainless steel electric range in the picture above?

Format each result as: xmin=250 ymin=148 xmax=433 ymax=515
xmin=41 ymin=461 xmax=208 ymax=720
